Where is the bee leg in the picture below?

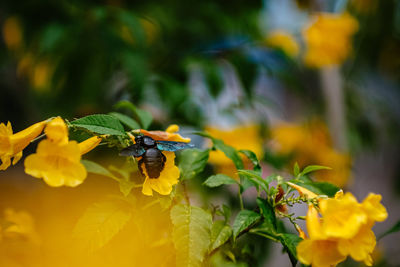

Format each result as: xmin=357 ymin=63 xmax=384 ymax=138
xmin=138 ymin=158 xmax=145 ymax=177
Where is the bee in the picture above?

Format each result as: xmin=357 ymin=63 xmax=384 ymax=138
xmin=119 ymin=135 xmax=194 ymax=178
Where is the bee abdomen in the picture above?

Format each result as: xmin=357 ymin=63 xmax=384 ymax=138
xmin=143 ymin=148 xmax=165 ymax=178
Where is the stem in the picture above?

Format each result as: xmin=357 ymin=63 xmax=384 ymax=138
xmin=238 ymin=185 xmax=244 ymax=210
xmin=320 ymin=66 xmax=347 ymax=151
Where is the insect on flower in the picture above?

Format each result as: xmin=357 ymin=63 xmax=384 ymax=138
xmin=119 ymin=135 xmax=193 ymax=178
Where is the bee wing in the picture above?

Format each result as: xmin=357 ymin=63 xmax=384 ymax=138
xmin=156 ymin=141 xmax=194 ymax=151
xmin=119 ymin=144 xmax=145 ymax=157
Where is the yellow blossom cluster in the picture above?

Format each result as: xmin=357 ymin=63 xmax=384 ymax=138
xmin=0 ymin=118 xmax=101 ymax=187
xmin=303 ymin=13 xmax=359 ymax=68
xmin=297 ymin=192 xmax=388 ymax=267
xmin=24 ymin=117 xmax=101 ymax=187
xmin=271 ymin=121 xmax=351 ymax=187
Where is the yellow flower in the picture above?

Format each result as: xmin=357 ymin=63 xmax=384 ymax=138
xmin=297 ymin=205 xmax=346 ymax=267
xmin=24 ymin=139 xmax=87 ymax=187
xmin=205 ymin=125 xmax=263 ymax=177
xmin=2 ymin=16 xmax=23 ymax=51
xmin=78 ymin=136 xmax=102 ymax=155
xmin=0 ymin=121 xmax=46 ymax=170
xmin=265 ymin=30 xmax=299 ymax=57
xmin=287 ymin=182 xmax=318 ymax=199
xmin=303 ymin=13 xmax=359 ymax=67
xmin=297 ymin=192 xmax=388 ymax=267
xmin=139 ymin=124 xmax=191 ymax=143
xmin=45 ymin=117 xmax=68 ymax=145
xmin=319 ymin=193 xmax=368 ymax=239
xmin=3 ymin=208 xmax=40 ymax=243
xmin=141 ymin=151 xmax=180 ymax=196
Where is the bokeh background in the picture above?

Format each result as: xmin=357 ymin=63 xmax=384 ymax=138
xmin=0 ymin=0 xmax=399 ymax=266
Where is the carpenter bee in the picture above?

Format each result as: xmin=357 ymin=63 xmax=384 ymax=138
xmin=119 ymin=135 xmax=194 ymax=178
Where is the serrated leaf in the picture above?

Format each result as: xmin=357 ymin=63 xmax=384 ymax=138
xmin=71 ymin=114 xmax=126 ymax=136
xmin=280 ymin=233 xmax=303 ymax=267
xmin=171 ymin=205 xmax=212 ymax=267
xmin=109 ymin=112 xmax=141 ymax=130
xmin=203 ymin=174 xmax=238 ymax=187
xmin=210 ymin=220 xmax=232 ymax=252
xmin=114 ymin=100 xmax=153 ymax=129
xmin=179 ymin=149 xmax=209 ymax=180
xmin=299 ymin=165 xmax=331 ymax=177
xmin=82 ymin=160 xmax=117 ymax=179
xmin=232 ymin=210 xmax=261 ymax=241
xmin=295 ymin=181 xmax=340 ymax=197
xmin=239 ymin=149 xmax=261 ymax=172
xmin=72 ymin=200 xmax=132 ymax=252
xmin=213 ymin=139 xmax=244 ymax=169
xmin=379 ymin=220 xmax=400 ymax=240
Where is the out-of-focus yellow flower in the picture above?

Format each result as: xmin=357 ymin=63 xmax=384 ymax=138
xmin=2 ymin=17 xmax=23 ymax=51
xmin=32 ymin=60 xmax=53 ymax=91
xmin=205 ymin=125 xmax=263 ymax=177
xmin=24 ymin=139 xmax=87 ymax=187
xmin=45 ymin=117 xmax=68 ymax=145
xmin=0 ymin=121 xmax=46 ymax=170
xmin=265 ymin=30 xmax=299 ymax=57
xmin=297 ymin=192 xmax=388 ymax=267
xmin=270 ymin=121 xmax=351 ymax=187
xmin=141 ymin=151 xmax=179 ymax=196
xmin=140 ymin=124 xmax=191 ymax=143
xmin=303 ymin=13 xmax=359 ymax=68
xmin=3 ymin=208 xmax=40 ymax=243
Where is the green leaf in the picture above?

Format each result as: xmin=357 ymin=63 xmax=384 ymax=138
xmin=82 ymin=160 xmax=117 ymax=179
xmin=109 ymin=112 xmax=141 ymax=130
xmin=209 ymin=220 xmax=232 ymax=252
xmin=118 ymin=179 xmax=136 ymax=197
xmin=299 ymin=165 xmax=331 ymax=177
xmin=171 ymin=205 xmax=212 ymax=267
xmin=239 ymin=149 xmax=261 ymax=172
xmin=232 ymin=210 xmax=261 ymax=241
xmin=213 ymin=139 xmax=244 ymax=169
xmin=293 ymin=162 xmax=300 ymax=177
xmin=179 ymin=149 xmax=210 ymax=180
xmin=256 ymin=198 xmax=277 ymax=231
xmin=203 ymin=174 xmax=238 ymax=188
xmin=114 ymin=100 xmax=153 ymax=129
xmin=293 ymin=181 xmax=340 ymax=197
xmin=379 ymin=220 xmax=400 ymax=240
xmin=72 ymin=200 xmax=132 ymax=252
xmin=280 ymin=233 xmax=303 ymax=267
xmin=71 ymin=114 xmax=126 ymax=136
xmin=237 ymin=170 xmax=269 ymax=193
